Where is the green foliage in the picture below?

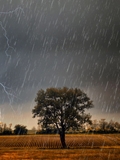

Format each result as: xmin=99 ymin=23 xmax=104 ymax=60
xmin=32 ymin=87 xmax=93 ymax=133
xmin=32 ymin=87 xmax=93 ymax=148
xmin=14 ymin=124 xmax=28 ymax=135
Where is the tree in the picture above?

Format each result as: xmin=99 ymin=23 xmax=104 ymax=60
xmin=0 ymin=122 xmax=12 ymax=135
xmin=114 ymin=122 xmax=120 ymax=132
xmin=14 ymin=124 xmax=28 ymax=135
xmin=32 ymin=87 xmax=93 ymax=148
xmin=9 ymin=123 xmax=12 ymax=130
xmin=99 ymin=119 xmax=108 ymax=132
xmin=31 ymin=126 xmax=36 ymax=132
xmin=2 ymin=128 xmax=12 ymax=135
xmin=31 ymin=126 xmax=37 ymax=134
xmin=0 ymin=122 xmax=3 ymax=133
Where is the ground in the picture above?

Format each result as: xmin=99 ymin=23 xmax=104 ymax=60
xmin=0 ymin=134 xmax=120 ymax=160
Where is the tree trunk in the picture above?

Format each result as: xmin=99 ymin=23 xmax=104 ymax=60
xmin=59 ymin=131 xmax=67 ymax=148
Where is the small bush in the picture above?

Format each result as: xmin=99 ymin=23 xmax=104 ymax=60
xmin=1 ymin=129 xmax=12 ymax=135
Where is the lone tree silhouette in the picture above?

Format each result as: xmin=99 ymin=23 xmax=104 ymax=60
xmin=32 ymin=87 xmax=93 ymax=148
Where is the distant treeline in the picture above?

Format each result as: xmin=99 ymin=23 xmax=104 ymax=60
xmin=0 ymin=119 xmax=120 ymax=135
xmin=85 ymin=119 xmax=120 ymax=134
xmin=0 ymin=123 xmax=27 ymax=135
xmin=36 ymin=119 xmax=120 ymax=134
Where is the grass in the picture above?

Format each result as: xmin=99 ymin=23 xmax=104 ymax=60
xmin=0 ymin=134 xmax=120 ymax=159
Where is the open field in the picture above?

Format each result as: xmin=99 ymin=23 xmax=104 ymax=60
xmin=0 ymin=134 xmax=120 ymax=160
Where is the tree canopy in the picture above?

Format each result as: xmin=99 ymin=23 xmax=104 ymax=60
xmin=32 ymin=87 xmax=93 ymax=148
xmin=14 ymin=124 xmax=28 ymax=135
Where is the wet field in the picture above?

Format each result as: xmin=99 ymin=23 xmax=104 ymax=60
xmin=0 ymin=134 xmax=120 ymax=159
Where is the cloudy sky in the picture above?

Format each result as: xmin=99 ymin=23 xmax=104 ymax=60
xmin=0 ymin=0 xmax=120 ymax=129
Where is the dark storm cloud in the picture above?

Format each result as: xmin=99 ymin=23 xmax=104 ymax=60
xmin=0 ymin=51 xmax=120 ymax=113
xmin=0 ymin=0 xmax=120 ymax=116
xmin=0 ymin=0 xmax=120 ymax=51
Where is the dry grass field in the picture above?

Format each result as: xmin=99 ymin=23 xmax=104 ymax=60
xmin=0 ymin=134 xmax=120 ymax=160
